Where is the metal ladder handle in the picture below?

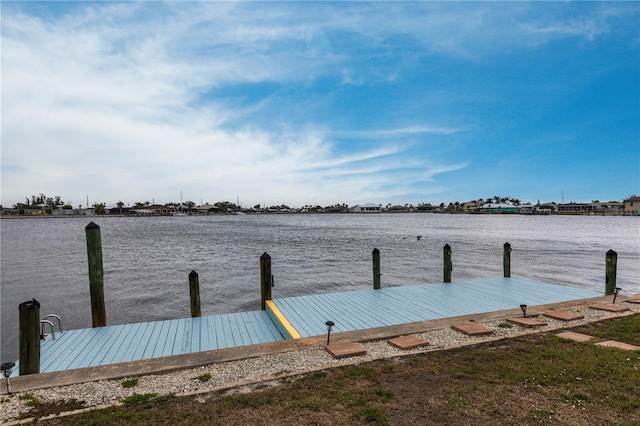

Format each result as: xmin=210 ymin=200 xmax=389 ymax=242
xmin=40 ymin=320 xmax=56 ymax=340
xmin=44 ymin=314 xmax=63 ymax=333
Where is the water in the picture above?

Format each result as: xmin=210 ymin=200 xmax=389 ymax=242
xmin=2 ymin=214 xmax=639 ymax=361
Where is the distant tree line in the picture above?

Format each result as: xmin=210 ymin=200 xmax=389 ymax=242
xmin=7 ymin=193 xmax=633 ymax=216
xmin=12 ymin=193 xmax=73 ymax=213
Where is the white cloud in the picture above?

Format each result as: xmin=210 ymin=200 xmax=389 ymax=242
xmin=333 ymin=127 xmax=460 ymax=139
xmin=1 ymin=2 xmax=635 ymax=207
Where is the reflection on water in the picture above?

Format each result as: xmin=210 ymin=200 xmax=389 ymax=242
xmin=2 ymin=214 xmax=639 ymax=361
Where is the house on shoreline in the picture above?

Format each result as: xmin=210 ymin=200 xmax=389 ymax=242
xmin=476 ymin=203 xmax=520 ymax=214
xmin=52 ymin=207 xmax=96 ymax=216
xmin=352 ymin=203 xmax=381 ymax=213
xmin=624 ymin=196 xmax=640 ymax=215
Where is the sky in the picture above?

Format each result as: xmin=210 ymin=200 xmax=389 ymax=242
xmin=1 ymin=2 xmax=639 ymax=209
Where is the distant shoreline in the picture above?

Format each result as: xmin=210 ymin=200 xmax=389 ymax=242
xmin=0 ymin=211 xmax=635 ymax=219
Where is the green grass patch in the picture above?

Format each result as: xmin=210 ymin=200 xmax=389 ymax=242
xmin=374 ymin=389 xmax=394 ymax=401
xmin=354 ymin=405 xmax=389 ymax=425
xmin=18 ymin=393 xmax=41 ymax=407
xmin=498 ymin=322 xmax=513 ymax=328
xmin=121 ymin=378 xmax=138 ymax=388
xmin=571 ymin=315 xmax=640 ymax=345
xmin=197 ymin=373 xmax=211 ymax=382
xmin=121 ymin=393 xmax=158 ymax=404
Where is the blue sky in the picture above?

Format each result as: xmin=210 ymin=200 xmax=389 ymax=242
xmin=1 ymin=1 xmax=638 ymax=208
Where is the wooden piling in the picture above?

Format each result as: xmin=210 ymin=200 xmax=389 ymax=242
xmin=443 ymin=244 xmax=452 ymax=283
xmin=19 ymin=299 xmax=41 ymax=375
xmin=605 ymin=249 xmax=617 ymax=295
xmin=189 ymin=270 xmax=201 ymax=317
xmin=372 ymin=248 xmax=381 ymax=289
xmin=260 ymin=252 xmax=272 ymax=310
xmin=85 ymin=222 xmax=106 ymax=327
xmin=503 ymin=242 xmax=511 ymax=278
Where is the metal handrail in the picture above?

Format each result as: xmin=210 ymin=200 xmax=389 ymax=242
xmin=40 ymin=320 xmax=56 ymax=340
xmin=44 ymin=314 xmax=63 ymax=333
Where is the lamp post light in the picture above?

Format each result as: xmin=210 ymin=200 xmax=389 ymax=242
xmin=520 ymin=304 xmax=527 ymax=318
xmin=613 ymin=287 xmax=622 ymax=304
xmin=1 ymin=362 xmax=16 ymax=395
xmin=325 ymin=321 xmax=335 ymax=346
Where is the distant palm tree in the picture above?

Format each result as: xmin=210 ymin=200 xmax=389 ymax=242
xmin=117 ymin=201 xmax=124 ymax=214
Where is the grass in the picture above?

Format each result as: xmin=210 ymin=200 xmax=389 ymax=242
xmin=121 ymin=378 xmax=138 ymax=388
xmin=121 ymin=393 xmax=158 ymax=405
xmin=197 ymin=373 xmax=211 ymax=382
xmin=18 ymin=393 xmax=41 ymax=407
xmin=14 ymin=393 xmax=85 ymax=419
xmin=27 ymin=313 xmax=640 ymax=425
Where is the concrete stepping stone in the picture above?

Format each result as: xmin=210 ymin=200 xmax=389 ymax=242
xmin=625 ymin=296 xmax=640 ymax=304
xmin=325 ymin=342 xmax=366 ymax=359
xmin=387 ymin=335 xmax=429 ymax=350
xmin=451 ymin=322 xmax=493 ymax=336
xmin=589 ymin=303 xmax=629 ymax=313
xmin=507 ymin=317 xmax=547 ymax=328
xmin=595 ymin=340 xmax=640 ymax=351
xmin=556 ymin=331 xmax=594 ymax=342
xmin=544 ymin=310 xmax=584 ymax=321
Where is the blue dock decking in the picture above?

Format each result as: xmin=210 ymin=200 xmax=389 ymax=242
xmin=11 ymin=310 xmax=284 ymax=377
xmin=270 ymin=277 xmax=602 ymax=337
xmin=10 ymin=277 xmax=602 ymax=377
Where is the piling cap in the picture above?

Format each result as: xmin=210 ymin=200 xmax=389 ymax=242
xmin=606 ymin=249 xmax=617 ymax=257
xmin=85 ymin=221 xmax=100 ymax=230
xmin=19 ymin=298 xmax=40 ymax=310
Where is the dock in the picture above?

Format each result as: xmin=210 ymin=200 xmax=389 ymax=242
xmin=267 ymin=277 xmax=601 ymax=337
xmin=8 ymin=277 xmax=602 ymax=379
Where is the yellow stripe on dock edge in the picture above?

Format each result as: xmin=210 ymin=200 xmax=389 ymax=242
xmin=265 ymin=300 xmax=302 ymax=339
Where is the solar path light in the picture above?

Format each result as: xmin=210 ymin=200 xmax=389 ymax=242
xmin=325 ymin=320 xmax=335 ymax=345
xmin=1 ymin=362 xmax=16 ymax=395
xmin=613 ymin=287 xmax=621 ymax=304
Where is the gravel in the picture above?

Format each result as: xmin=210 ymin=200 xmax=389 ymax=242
xmin=1 ymin=302 xmax=638 ymax=424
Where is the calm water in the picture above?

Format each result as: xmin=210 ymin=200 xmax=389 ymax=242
xmin=2 ymin=214 xmax=639 ymax=361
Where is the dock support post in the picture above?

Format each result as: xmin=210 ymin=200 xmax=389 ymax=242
xmin=605 ymin=249 xmax=617 ymax=295
xmin=372 ymin=248 xmax=381 ymax=289
xmin=443 ymin=244 xmax=452 ymax=283
xmin=189 ymin=270 xmax=201 ymax=317
xmin=503 ymin=242 xmax=511 ymax=278
xmin=85 ymin=222 xmax=106 ymax=327
xmin=19 ymin=299 xmax=41 ymax=375
xmin=260 ymin=252 xmax=272 ymax=310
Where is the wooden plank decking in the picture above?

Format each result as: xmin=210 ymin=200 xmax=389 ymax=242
xmin=10 ymin=277 xmax=602 ymax=377
xmin=11 ymin=310 xmax=284 ymax=377
xmin=270 ymin=277 xmax=602 ymax=338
